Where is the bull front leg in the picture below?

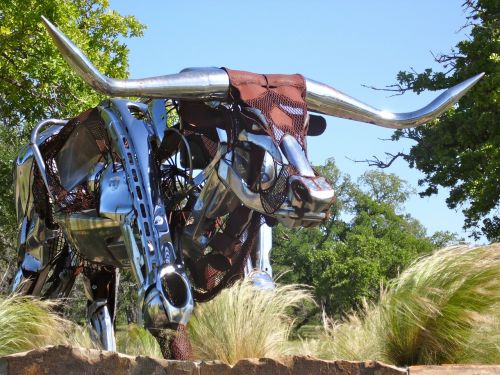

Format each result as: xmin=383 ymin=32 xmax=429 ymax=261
xmin=245 ymin=222 xmax=275 ymax=290
xmin=82 ymin=267 xmax=118 ymax=351
xmin=10 ymin=214 xmax=78 ymax=299
xmin=121 ymin=219 xmax=194 ymax=360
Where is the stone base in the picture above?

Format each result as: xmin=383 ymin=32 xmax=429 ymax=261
xmin=0 ymin=346 xmax=498 ymax=375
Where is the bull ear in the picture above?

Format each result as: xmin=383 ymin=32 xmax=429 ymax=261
xmin=307 ymin=114 xmax=327 ymax=136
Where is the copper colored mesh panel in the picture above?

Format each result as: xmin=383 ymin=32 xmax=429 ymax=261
xmin=153 ymin=324 xmax=193 ymax=360
xmin=189 ymin=213 xmax=261 ymax=302
xmin=224 ymin=68 xmax=308 ymax=149
xmin=201 ymin=133 xmax=218 ymax=157
xmin=170 ymin=324 xmax=193 ymax=360
xmin=247 ymin=90 xmax=308 ymax=149
xmin=223 ymin=69 xmax=309 ymax=214
xmin=32 ymin=108 xmax=109 ymax=219
xmin=260 ymin=164 xmax=292 ymax=214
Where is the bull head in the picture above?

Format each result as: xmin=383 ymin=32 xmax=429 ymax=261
xmin=41 ymin=17 xmax=483 ymax=229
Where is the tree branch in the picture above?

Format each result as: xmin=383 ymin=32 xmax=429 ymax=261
xmin=350 ymin=152 xmax=407 ymax=169
xmin=361 ymin=83 xmax=409 ymax=96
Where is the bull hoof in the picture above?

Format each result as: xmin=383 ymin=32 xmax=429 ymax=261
xmin=153 ymin=324 xmax=193 ymax=360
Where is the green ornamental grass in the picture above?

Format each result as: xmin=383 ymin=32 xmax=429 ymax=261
xmin=116 ymin=324 xmax=163 ymax=358
xmin=0 ymin=294 xmax=95 ymax=356
xmin=317 ymin=244 xmax=500 ymax=365
xmin=188 ymin=279 xmax=312 ymax=364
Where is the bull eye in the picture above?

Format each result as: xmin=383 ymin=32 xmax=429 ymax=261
xmin=233 ymin=145 xmax=251 ymax=181
xmin=259 ymin=151 xmax=276 ymax=191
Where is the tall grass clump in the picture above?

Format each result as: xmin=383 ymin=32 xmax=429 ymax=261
xmin=318 ymin=244 xmax=500 ymax=365
xmin=0 ymin=294 xmax=95 ymax=356
xmin=116 ymin=324 xmax=162 ymax=358
xmin=188 ymin=279 xmax=312 ymax=364
xmin=316 ymin=300 xmax=385 ymax=361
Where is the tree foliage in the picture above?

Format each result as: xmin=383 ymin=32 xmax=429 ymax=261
xmin=272 ymin=159 xmax=446 ymax=318
xmin=0 ymin=0 xmax=144 ymax=268
xmin=374 ymin=0 xmax=499 ymax=241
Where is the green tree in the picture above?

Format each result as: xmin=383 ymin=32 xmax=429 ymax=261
xmin=373 ymin=0 xmax=499 ymax=241
xmin=273 ymin=159 xmax=440 ymax=318
xmin=0 ymin=1 xmax=144 ymax=271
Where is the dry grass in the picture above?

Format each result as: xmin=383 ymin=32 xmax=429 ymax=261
xmin=0 ymin=294 xmax=96 ymax=356
xmin=315 ymin=244 xmax=500 ymax=365
xmin=116 ymin=324 xmax=162 ymax=358
xmin=188 ymin=279 xmax=312 ymax=364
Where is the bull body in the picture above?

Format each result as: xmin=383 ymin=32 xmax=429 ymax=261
xmin=10 ymin=18 xmax=483 ymax=359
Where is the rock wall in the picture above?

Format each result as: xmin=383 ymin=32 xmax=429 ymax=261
xmin=0 ymin=346 xmax=498 ymax=375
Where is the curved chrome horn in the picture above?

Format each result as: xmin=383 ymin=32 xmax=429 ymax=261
xmin=305 ymin=73 xmax=484 ymax=129
xmin=41 ymin=16 xmax=229 ymax=100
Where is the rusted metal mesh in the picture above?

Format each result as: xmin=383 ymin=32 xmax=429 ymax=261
xmin=32 ymin=108 xmax=109 ymax=219
xmin=224 ymin=69 xmax=310 ymax=214
xmin=170 ymin=324 xmax=193 ymax=360
xmin=247 ymin=90 xmax=308 ymax=213
xmin=246 ymin=89 xmax=308 ymax=149
xmin=259 ymin=164 xmax=293 ymax=214
xmin=153 ymin=324 xmax=193 ymax=360
xmin=188 ymin=213 xmax=262 ymax=302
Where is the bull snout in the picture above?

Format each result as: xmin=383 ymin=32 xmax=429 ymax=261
xmin=279 ymin=134 xmax=335 ymax=217
xmin=289 ymin=175 xmax=335 ymax=214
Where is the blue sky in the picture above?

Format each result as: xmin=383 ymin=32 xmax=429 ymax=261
xmin=108 ymin=0 xmax=481 ymax=242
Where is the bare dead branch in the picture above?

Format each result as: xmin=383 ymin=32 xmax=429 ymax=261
xmin=361 ymin=83 xmax=409 ymax=96
xmin=350 ymin=152 xmax=407 ymax=169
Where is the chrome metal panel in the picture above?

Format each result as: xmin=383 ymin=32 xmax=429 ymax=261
xmin=25 ymin=214 xmax=58 ymax=267
xmin=182 ymin=170 xmax=222 ymax=258
xmin=15 ymin=124 xmax=64 ymax=221
xmin=247 ymin=271 xmax=275 ymax=290
xmin=99 ymin=164 xmax=133 ymax=222
xmin=274 ymin=207 xmax=326 ymax=227
xmin=256 ymin=223 xmax=273 ymax=277
xmin=305 ymin=73 xmax=484 ymax=128
xmin=86 ymin=162 xmax=105 ymax=192
xmin=17 ymin=216 xmax=28 ymax=252
xmin=156 ymin=265 xmax=194 ymax=325
xmin=260 ymin=151 xmax=277 ymax=191
xmin=88 ymin=299 xmax=116 ymax=352
xmin=148 ymin=99 xmax=168 ymax=142
xmin=10 ymin=268 xmax=26 ymax=293
xmin=55 ymin=124 xmax=102 ymax=191
xmin=120 ymin=220 xmax=145 ymax=286
xmin=55 ymin=212 xmax=128 ymax=267
xmin=280 ymin=134 xmax=315 ymax=177
xmin=42 ymin=17 xmax=229 ymax=100
xmin=14 ymin=145 xmax=34 ymax=222
xmin=21 ymin=253 xmax=42 ymax=273
xmin=238 ymin=130 xmax=284 ymax=163
xmin=99 ymin=102 xmax=158 ymax=272
xmin=29 ymin=119 xmax=69 ymax=201
xmin=218 ymin=159 xmax=265 ymax=212
xmin=288 ymin=175 xmax=335 ymax=213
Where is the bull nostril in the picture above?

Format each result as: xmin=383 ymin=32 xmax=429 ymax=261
xmin=292 ymin=181 xmax=311 ymax=203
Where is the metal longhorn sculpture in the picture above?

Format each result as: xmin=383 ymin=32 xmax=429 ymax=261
xmin=10 ymin=17 xmax=484 ymax=359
